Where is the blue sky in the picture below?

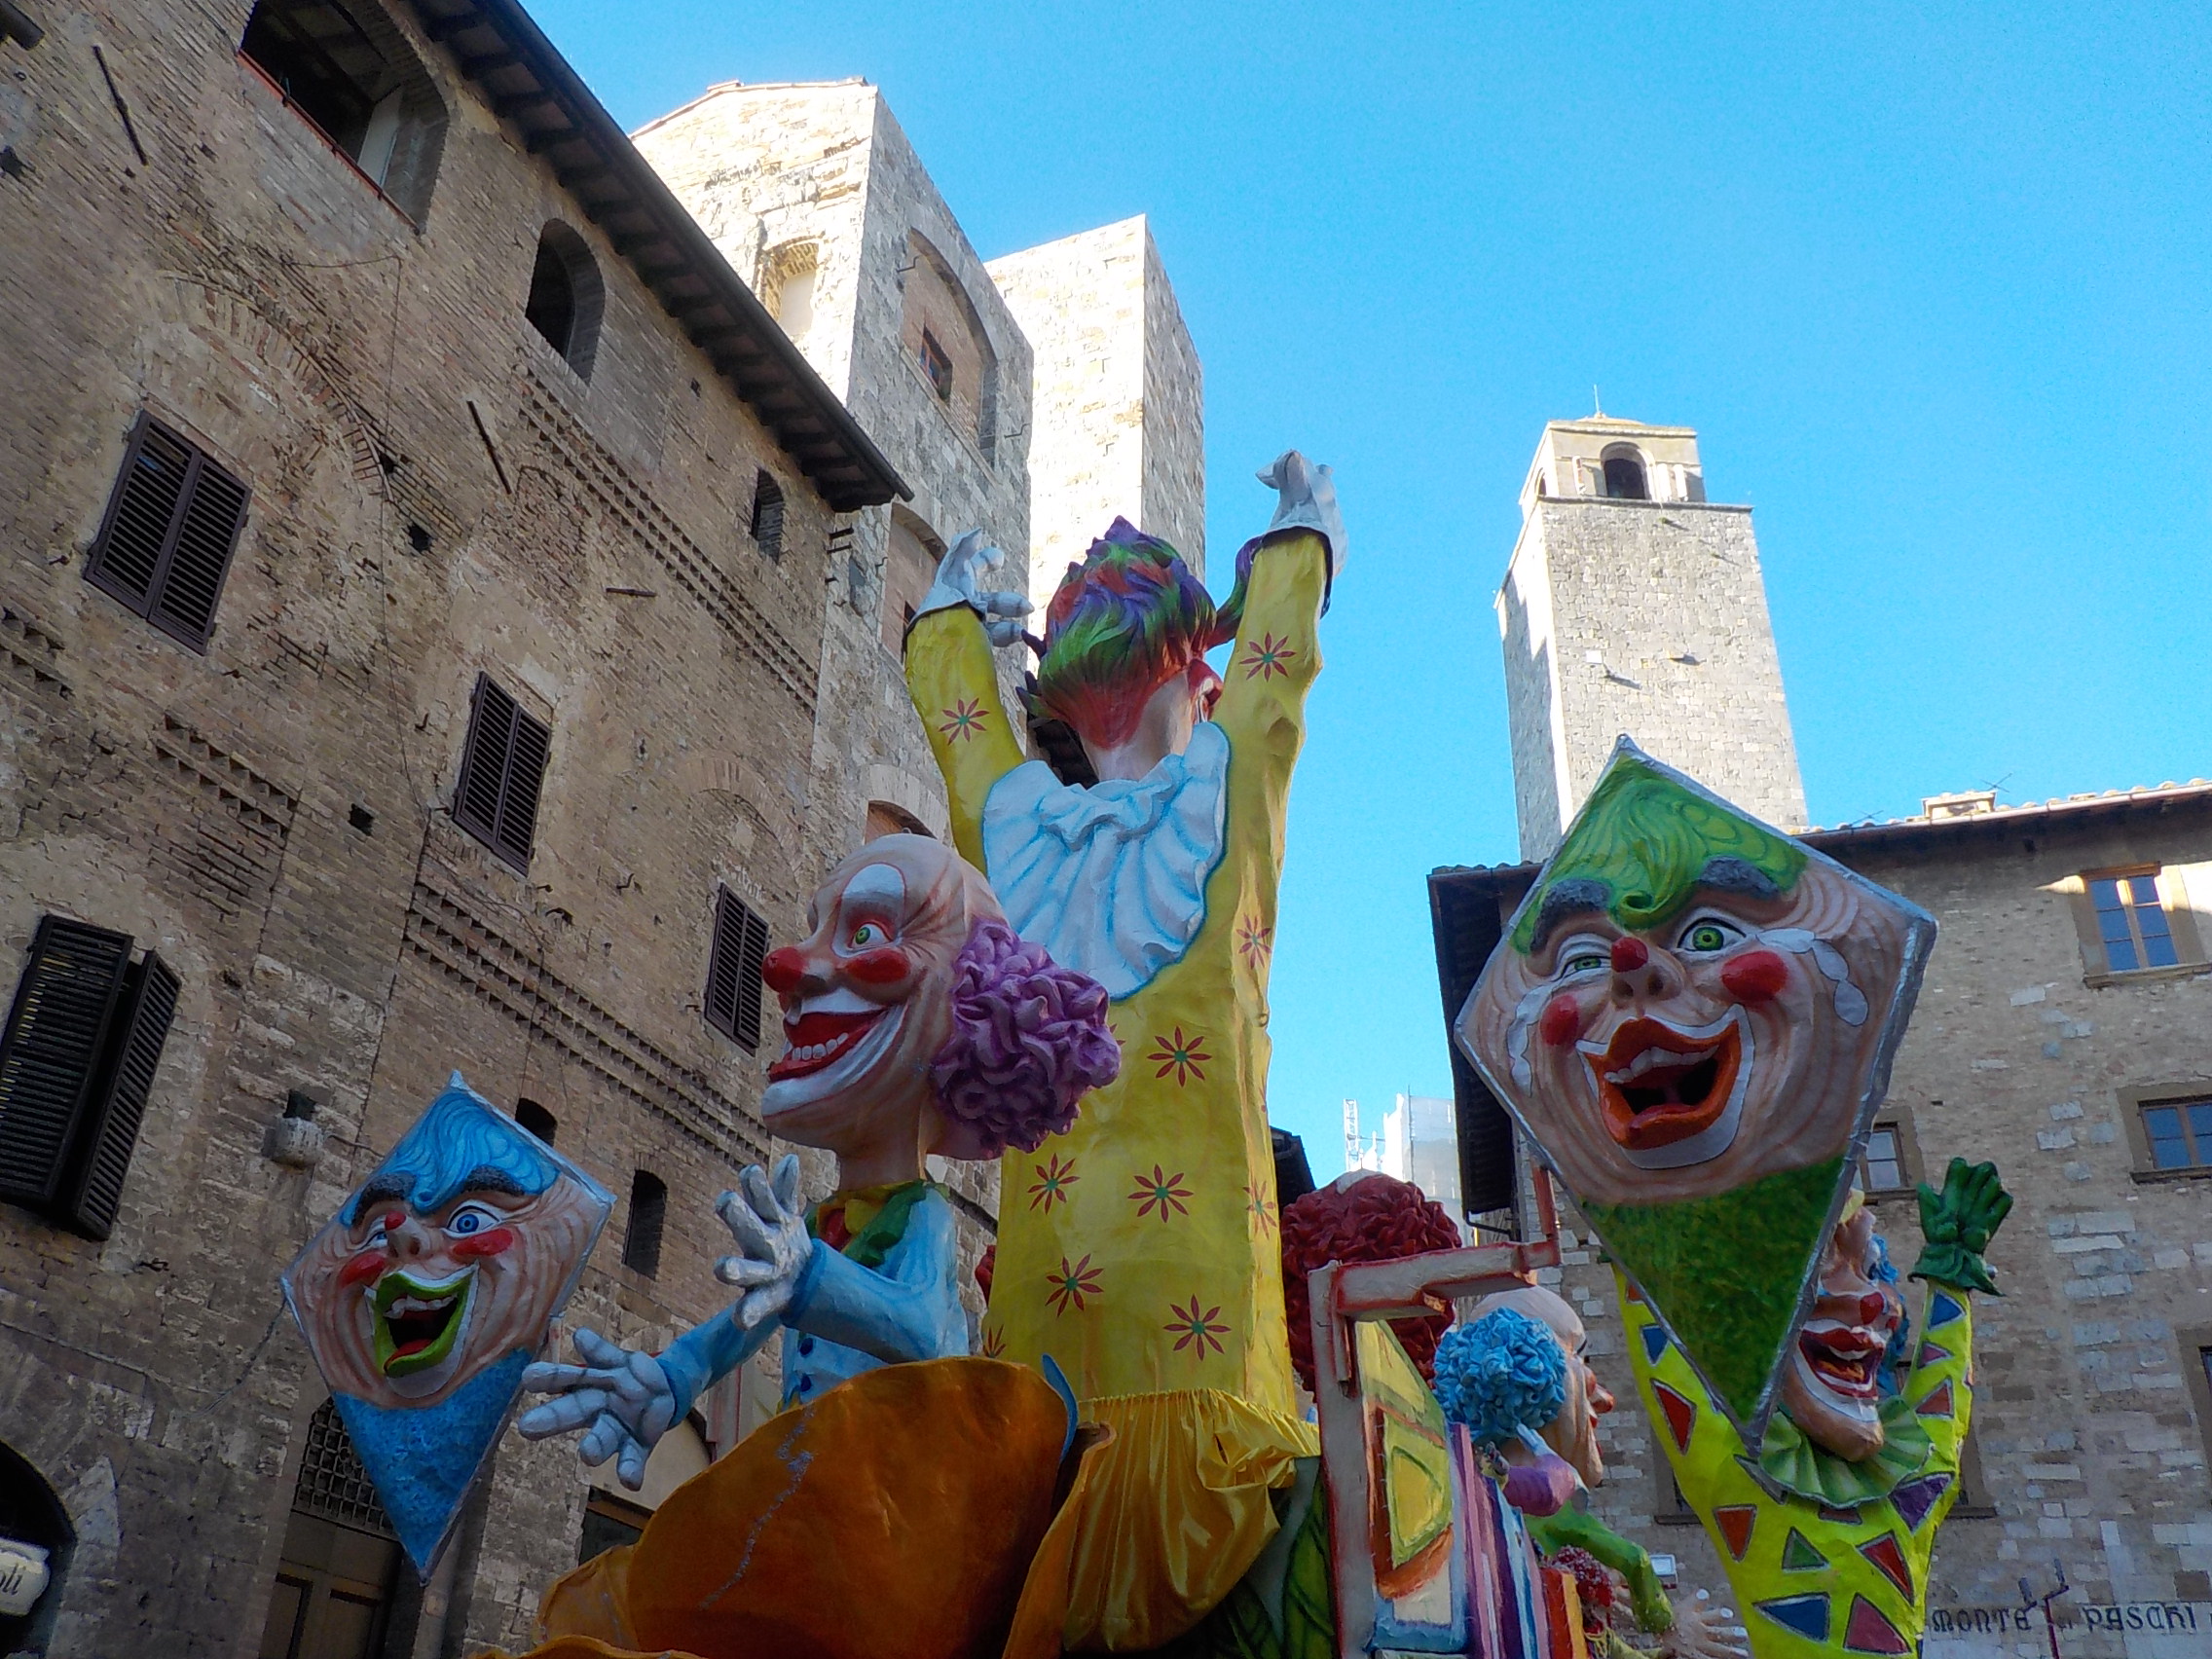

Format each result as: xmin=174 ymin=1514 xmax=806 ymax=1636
xmin=539 ymin=1 xmax=2211 ymax=1172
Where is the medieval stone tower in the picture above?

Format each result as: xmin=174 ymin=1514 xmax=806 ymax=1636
xmin=1496 ymin=415 xmax=1809 ymax=860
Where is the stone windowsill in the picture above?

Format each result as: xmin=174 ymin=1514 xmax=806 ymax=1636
xmin=2130 ymin=1164 xmax=2212 ymax=1186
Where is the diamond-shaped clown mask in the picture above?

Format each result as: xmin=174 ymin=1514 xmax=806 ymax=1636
xmin=282 ymin=1073 xmax=611 ymax=1577
xmin=1455 ymin=742 xmax=1934 ymax=1440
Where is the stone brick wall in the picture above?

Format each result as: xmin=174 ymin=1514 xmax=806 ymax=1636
xmin=0 ymin=3 xmax=882 ymax=1651
xmin=1507 ymin=800 xmax=2212 ymax=1658
xmin=986 ymin=214 xmax=1207 ymax=615
xmin=1499 ymin=496 xmax=1809 ymax=859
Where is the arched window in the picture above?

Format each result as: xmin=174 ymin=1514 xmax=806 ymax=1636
xmin=515 ymin=1098 xmax=557 ymax=1144
xmin=239 ymin=0 xmax=447 ymax=222
xmin=0 ymin=1440 xmax=71 ymax=1653
xmin=749 ymin=470 xmax=785 ymax=561
xmin=865 ymin=801 xmax=931 ymax=842
xmin=525 ymin=222 xmax=605 ymax=381
xmin=900 ymin=232 xmax=999 ymax=461
xmin=623 ymin=1170 xmax=666 ymax=1277
xmin=758 ymin=240 xmax=819 ymax=342
xmin=880 ymin=509 xmax=945 ymax=654
xmin=1601 ymin=446 xmax=1649 ymax=500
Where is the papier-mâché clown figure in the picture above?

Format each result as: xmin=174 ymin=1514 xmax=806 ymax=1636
xmin=281 ymin=1075 xmax=612 ymax=1574
xmin=1625 ymin=1162 xmax=2011 ymax=1658
xmin=507 ymin=833 xmax=1120 ymax=1659
xmin=1457 ymin=740 xmax=1936 ymax=1432
xmin=904 ymin=453 xmax=1343 ymax=1649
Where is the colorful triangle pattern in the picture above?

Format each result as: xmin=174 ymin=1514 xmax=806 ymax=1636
xmin=1890 ymin=1472 xmax=1953 ymax=1532
xmin=1641 ymin=1322 xmax=1671 ymax=1365
xmin=1928 ymin=1291 xmax=1966 ymax=1329
xmin=1714 ymin=1505 xmax=1757 ymax=1562
xmin=1781 ymin=1529 xmax=1828 ymax=1571
xmin=1842 ymin=1595 xmax=1912 ymax=1655
xmin=1653 ymin=1382 xmax=1697 ymax=1454
xmin=1915 ymin=1380 xmax=1955 ymax=1419
xmin=1754 ymin=1594 xmax=1831 ymax=1643
xmin=1915 ymin=1340 xmax=1951 ymax=1368
xmin=1859 ymin=1532 xmax=1913 ymax=1600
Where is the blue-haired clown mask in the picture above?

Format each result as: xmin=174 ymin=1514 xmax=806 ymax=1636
xmin=282 ymin=1074 xmax=610 ymax=1572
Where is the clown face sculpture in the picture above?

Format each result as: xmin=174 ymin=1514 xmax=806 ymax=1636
xmin=1457 ymin=742 xmax=1934 ymax=1431
xmin=761 ymin=832 xmax=1114 ymax=1181
xmin=1779 ymin=1196 xmax=1905 ymax=1461
xmin=1472 ymin=1286 xmax=1617 ymax=1489
xmin=284 ymin=1075 xmax=610 ymax=1571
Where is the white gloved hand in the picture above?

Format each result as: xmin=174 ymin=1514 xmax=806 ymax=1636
xmin=1662 ymin=1590 xmax=1749 ymax=1659
xmin=912 ymin=529 xmax=1031 ymax=646
xmin=713 ymin=1154 xmax=814 ymax=1330
xmin=1257 ymin=450 xmax=1346 ymax=578
xmin=517 ymin=1327 xmax=679 ymax=1491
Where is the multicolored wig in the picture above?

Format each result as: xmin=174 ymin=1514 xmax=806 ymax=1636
xmin=1032 ymin=518 xmax=1251 ymax=748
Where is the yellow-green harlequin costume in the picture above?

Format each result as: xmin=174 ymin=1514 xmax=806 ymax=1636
xmin=1619 ymin=1268 xmax=1976 ymax=1658
xmin=904 ymin=531 xmax=1328 ymax=1651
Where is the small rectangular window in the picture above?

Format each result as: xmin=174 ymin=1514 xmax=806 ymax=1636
xmin=623 ymin=1169 xmax=666 ymax=1277
xmin=919 ymin=329 xmax=953 ymax=403
xmin=85 ymin=414 xmax=250 ymax=652
xmin=452 ymin=673 xmax=551 ymax=871
xmin=1862 ymin=1124 xmax=1908 ymax=1195
xmin=579 ymin=1487 xmax=651 ymax=1565
xmin=2140 ymin=1096 xmax=2212 ymax=1171
xmin=704 ymin=887 xmax=770 ymax=1051
xmin=2088 ymin=870 xmax=2179 ymax=973
xmin=749 ymin=471 xmax=786 ymax=561
xmin=0 ymin=915 xmax=179 ymax=1238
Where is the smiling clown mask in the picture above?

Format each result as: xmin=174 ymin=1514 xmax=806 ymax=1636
xmin=1457 ymin=741 xmax=1933 ymax=1434
xmin=283 ymin=1075 xmax=610 ymax=1573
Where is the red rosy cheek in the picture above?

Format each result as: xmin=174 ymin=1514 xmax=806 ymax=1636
xmin=842 ymin=946 xmax=912 ymax=984
xmin=1721 ymin=949 xmax=1789 ymax=1003
xmin=451 ymin=1227 xmax=515 ymax=1260
xmin=1539 ymin=993 xmax=1584 ymax=1049
xmin=339 ymin=1250 xmax=385 ymax=1287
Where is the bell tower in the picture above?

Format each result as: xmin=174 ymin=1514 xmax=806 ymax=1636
xmin=1497 ymin=415 xmax=1807 ymax=861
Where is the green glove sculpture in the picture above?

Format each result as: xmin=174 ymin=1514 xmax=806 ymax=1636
xmin=1909 ymin=1157 xmax=2012 ymax=1295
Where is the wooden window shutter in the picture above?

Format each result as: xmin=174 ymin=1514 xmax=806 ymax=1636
xmin=60 ymin=951 xmax=179 ymax=1240
xmin=750 ymin=472 xmax=785 ymax=560
xmin=704 ymin=887 xmax=770 ymax=1050
xmin=453 ymin=674 xmax=551 ymax=870
xmin=0 ymin=918 xmax=133 ymax=1211
xmin=85 ymin=413 xmax=249 ymax=652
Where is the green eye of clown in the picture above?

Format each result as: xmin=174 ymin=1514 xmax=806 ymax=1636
xmin=1678 ymin=918 xmax=1743 ymax=954
xmin=848 ymin=921 xmax=886 ymax=949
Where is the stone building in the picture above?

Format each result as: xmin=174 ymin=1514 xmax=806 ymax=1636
xmin=985 ymin=214 xmax=1207 ymax=612
xmin=1432 ymin=417 xmax=2212 ymax=1658
xmin=630 ymin=75 xmax=1042 ymax=1301
xmin=1497 ymin=414 xmax=1808 ymax=860
xmin=0 ymin=0 xmax=908 ymax=1652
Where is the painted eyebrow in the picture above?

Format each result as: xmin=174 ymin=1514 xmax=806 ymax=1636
xmin=1529 ymin=879 xmax=1612 ymax=954
xmin=456 ymin=1165 xmax=530 ymax=1198
xmin=355 ymin=1173 xmax=411 ymax=1212
xmin=1694 ymin=856 xmax=1783 ymax=903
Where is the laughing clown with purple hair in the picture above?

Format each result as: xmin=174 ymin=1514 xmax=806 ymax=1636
xmin=509 ymin=834 xmax=1120 ymax=1657
xmin=903 ymin=453 xmax=1346 ymax=1649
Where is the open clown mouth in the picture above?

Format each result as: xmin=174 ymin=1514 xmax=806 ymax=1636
xmin=1796 ymin=1320 xmax=1885 ymax=1407
xmin=768 ymin=1007 xmax=890 ymax=1081
xmin=1580 ymin=1014 xmax=1744 ymax=1152
xmin=372 ymin=1267 xmax=475 ymax=1378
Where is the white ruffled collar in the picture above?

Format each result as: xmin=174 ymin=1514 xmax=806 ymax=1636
xmin=980 ymin=722 xmax=1230 ymax=999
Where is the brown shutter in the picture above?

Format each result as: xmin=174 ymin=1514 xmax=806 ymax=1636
xmin=704 ymin=888 xmax=770 ymax=1051
xmin=84 ymin=414 xmax=248 ymax=654
xmin=149 ymin=461 xmax=249 ymax=651
xmin=0 ymin=918 xmax=133 ymax=1211
xmin=60 ymin=951 xmax=178 ymax=1240
xmin=86 ymin=417 xmax=192 ymax=611
xmin=496 ymin=704 xmax=551 ymax=868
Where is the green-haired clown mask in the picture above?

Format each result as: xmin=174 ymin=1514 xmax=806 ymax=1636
xmin=1459 ymin=745 xmax=1932 ymax=1211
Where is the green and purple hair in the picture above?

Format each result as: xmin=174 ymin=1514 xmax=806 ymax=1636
xmin=1033 ymin=519 xmax=1250 ymax=748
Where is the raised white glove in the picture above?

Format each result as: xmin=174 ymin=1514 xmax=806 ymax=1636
xmin=517 ymin=1326 xmax=678 ymax=1491
xmin=911 ymin=529 xmax=1031 ymax=646
xmin=1662 ymin=1590 xmax=1749 ymax=1659
xmin=713 ymin=1154 xmax=814 ymax=1330
xmin=1257 ymin=450 xmax=1346 ymax=577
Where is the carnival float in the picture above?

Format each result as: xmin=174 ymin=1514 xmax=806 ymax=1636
xmin=280 ymin=455 xmax=2010 ymax=1659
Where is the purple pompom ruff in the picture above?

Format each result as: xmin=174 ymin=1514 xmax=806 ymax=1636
xmin=929 ymin=919 xmax=1120 ymax=1158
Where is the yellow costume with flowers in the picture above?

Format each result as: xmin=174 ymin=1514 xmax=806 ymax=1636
xmin=905 ymin=527 xmax=1330 ymax=1650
